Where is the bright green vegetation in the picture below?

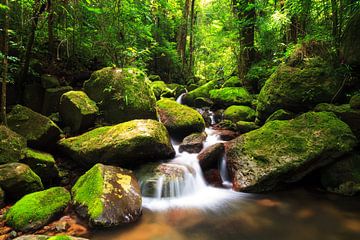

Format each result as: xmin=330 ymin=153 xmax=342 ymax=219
xmin=5 ymin=187 xmax=70 ymax=232
xmin=265 ymin=109 xmax=295 ymax=123
xmin=0 ymin=126 xmax=26 ymax=164
xmin=182 ymin=80 xmax=220 ymax=106
xmin=157 ymin=98 xmax=205 ymax=139
xmin=209 ymin=87 xmax=252 ymax=107
xmin=47 ymin=236 xmax=73 ymax=240
xmin=235 ymin=121 xmax=259 ymax=133
xmin=83 ymin=67 xmax=157 ymax=123
xmin=223 ymin=105 xmax=256 ymax=122
xmin=226 ymin=112 xmax=357 ymax=192
xmin=61 ymin=91 xmax=98 ymax=116
xmin=72 ymin=164 xmax=104 ymax=220
xmin=59 ymin=119 xmax=175 ymax=167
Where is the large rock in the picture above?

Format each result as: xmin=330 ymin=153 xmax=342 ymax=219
xmin=209 ymin=87 xmax=252 ymax=108
xmin=0 ymin=126 xmax=26 ymax=164
xmin=0 ymin=163 xmax=43 ymax=200
xmin=59 ymin=119 xmax=175 ymax=167
xmin=21 ymin=148 xmax=59 ymax=184
xmin=182 ymin=80 xmax=220 ymax=106
xmin=41 ymin=74 xmax=60 ymax=89
xmin=179 ymin=132 xmax=207 ymax=153
xmin=223 ymin=105 xmax=256 ymax=122
xmin=7 ymin=105 xmax=62 ymax=149
xmin=157 ymin=98 xmax=205 ymax=139
xmin=256 ymin=61 xmax=342 ymax=121
xmin=59 ymin=91 xmax=99 ymax=133
xmin=321 ymin=152 xmax=360 ymax=196
xmin=314 ymin=103 xmax=360 ymax=139
xmin=5 ymin=187 xmax=70 ymax=232
xmin=226 ymin=112 xmax=357 ymax=192
xmin=42 ymin=86 xmax=73 ymax=116
xmin=83 ymin=67 xmax=157 ymax=123
xmin=198 ymin=143 xmax=225 ymax=171
xmin=72 ymin=164 xmax=142 ymax=227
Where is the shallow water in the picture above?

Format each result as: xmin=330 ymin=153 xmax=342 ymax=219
xmin=91 ymin=188 xmax=360 ymax=240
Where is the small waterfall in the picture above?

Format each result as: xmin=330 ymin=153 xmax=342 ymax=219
xmin=176 ymin=93 xmax=186 ymax=104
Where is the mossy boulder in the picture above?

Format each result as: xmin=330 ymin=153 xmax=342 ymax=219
xmin=5 ymin=187 xmax=70 ymax=232
xmin=42 ymin=86 xmax=73 ymax=116
xmin=72 ymin=164 xmax=142 ymax=227
xmin=350 ymin=94 xmax=360 ymax=110
xmin=7 ymin=105 xmax=62 ymax=149
xmin=157 ymin=98 xmax=205 ymax=139
xmin=150 ymin=81 xmax=173 ymax=99
xmin=209 ymin=87 xmax=252 ymax=108
xmin=223 ymin=105 xmax=256 ymax=122
xmin=320 ymin=152 xmax=360 ymax=196
xmin=166 ymin=83 xmax=187 ymax=99
xmin=225 ymin=112 xmax=357 ymax=192
xmin=222 ymin=76 xmax=241 ymax=88
xmin=0 ymin=187 xmax=4 ymax=207
xmin=265 ymin=109 xmax=295 ymax=123
xmin=83 ymin=67 xmax=157 ymax=123
xmin=235 ymin=121 xmax=259 ymax=133
xmin=41 ymin=74 xmax=60 ymax=89
xmin=59 ymin=91 xmax=99 ymax=133
xmin=21 ymin=148 xmax=59 ymax=184
xmin=59 ymin=119 xmax=175 ymax=168
xmin=256 ymin=62 xmax=342 ymax=122
xmin=182 ymin=80 xmax=220 ymax=106
xmin=314 ymin=103 xmax=360 ymax=139
xmin=179 ymin=132 xmax=207 ymax=154
xmin=0 ymin=163 xmax=44 ymax=200
xmin=0 ymin=126 xmax=26 ymax=164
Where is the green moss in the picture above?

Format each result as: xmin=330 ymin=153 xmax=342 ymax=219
xmin=61 ymin=91 xmax=98 ymax=115
xmin=5 ymin=187 xmax=70 ymax=231
xmin=235 ymin=121 xmax=259 ymax=133
xmin=224 ymin=105 xmax=256 ymax=122
xmin=151 ymin=81 xmax=173 ymax=99
xmin=25 ymin=148 xmax=55 ymax=163
xmin=350 ymin=94 xmax=360 ymax=110
xmin=0 ymin=126 xmax=26 ymax=164
xmin=209 ymin=87 xmax=252 ymax=107
xmin=182 ymin=80 xmax=220 ymax=106
xmin=157 ymin=98 xmax=205 ymax=139
xmin=47 ymin=236 xmax=73 ymax=240
xmin=72 ymin=164 xmax=104 ymax=219
xmin=222 ymin=76 xmax=241 ymax=88
xmin=265 ymin=109 xmax=295 ymax=123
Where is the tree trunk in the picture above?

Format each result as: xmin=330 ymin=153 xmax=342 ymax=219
xmin=331 ymin=0 xmax=340 ymax=47
xmin=188 ymin=0 xmax=196 ymax=75
xmin=177 ymin=0 xmax=191 ymax=69
xmin=48 ymin=0 xmax=55 ymax=63
xmin=1 ymin=0 xmax=9 ymax=125
xmin=18 ymin=0 xmax=44 ymax=101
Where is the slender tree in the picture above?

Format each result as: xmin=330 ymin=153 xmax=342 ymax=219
xmin=1 ymin=0 xmax=9 ymax=125
xmin=188 ymin=0 xmax=196 ymax=75
xmin=177 ymin=0 xmax=191 ymax=69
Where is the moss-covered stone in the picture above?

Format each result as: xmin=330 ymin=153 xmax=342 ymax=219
xmin=72 ymin=164 xmax=142 ymax=227
xmin=7 ymin=105 xmax=62 ymax=149
xmin=166 ymin=83 xmax=186 ymax=99
xmin=314 ymin=103 xmax=360 ymax=139
xmin=0 ymin=125 xmax=26 ymax=164
xmin=59 ymin=91 xmax=99 ymax=133
xmin=157 ymin=98 xmax=205 ymax=139
xmin=0 ymin=163 xmax=43 ymax=199
xmin=83 ymin=67 xmax=157 ymax=123
xmin=226 ymin=112 xmax=357 ymax=192
xmin=179 ymin=132 xmax=207 ymax=153
xmin=21 ymin=148 xmax=59 ymax=184
xmin=222 ymin=76 xmax=241 ymax=88
xmin=350 ymin=94 xmax=360 ymax=110
xmin=59 ymin=119 xmax=175 ymax=167
xmin=150 ymin=81 xmax=173 ymax=99
xmin=235 ymin=121 xmax=259 ymax=133
xmin=42 ymin=86 xmax=73 ymax=116
xmin=5 ymin=187 xmax=70 ymax=232
xmin=256 ymin=61 xmax=342 ymax=122
xmin=223 ymin=105 xmax=256 ymax=122
xmin=265 ymin=109 xmax=295 ymax=123
xmin=41 ymin=74 xmax=60 ymax=89
xmin=209 ymin=87 xmax=252 ymax=108
xmin=182 ymin=80 xmax=221 ymax=106
xmin=321 ymin=152 xmax=360 ymax=196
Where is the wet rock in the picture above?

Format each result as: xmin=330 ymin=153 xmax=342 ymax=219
xmin=198 ymin=143 xmax=225 ymax=171
xmin=84 ymin=67 xmax=157 ymax=123
xmin=137 ymin=163 xmax=194 ymax=198
xmin=0 ymin=163 xmax=43 ymax=200
xmin=7 ymin=105 xmax=62 ymax=149
xmin=350 ymin=94 xmax=360 ymax=110
xmin=59 ymin=91 xmax=99 ymax=133
xmin=179 ymin=132 xmax=207 ymax=154
xmin=256 ymin=60 xmax=342 ymax=122
xmin=5 ymin=187 xmax=70 ymax=232
xmin=314 ymin=103 xmax=360 ymax=139
xmin=321 ymin=152 xmax=360 ymax=196
xmin=204 ymin=169 xmax=223 ymax=187
xmin=216 ymin=129 xmax=239 ymax=141
xmin=224 ymin=105 xmax=256 ymax=122
xmin=265 ymin=109 xmax=295 ymax=123
xmin=157 ymin=98 xmax=205 ymax=139
xmin=20 ymin=148 xmax=59 ymax=184
xmin=235 ymin=121 xmax=259 ymax=133
xmin=209 ymin=87 xmax=252 ymax=108
xmin=42 ymin=86 xmax=73 ymax=116
xmin=0 ymin=126 xmax=26 ymax=165
xmin=226 ymin=112 xmax=357 ymax=192
xmin=182 ymin=80 xmax=220 ymax=107
xmin=41 ymin=74 xmax=60 ymax=89
xmin=59 ymin=119 xmax=174 ymax=168
xmin=72 ymin=164 xmax=142 ymax=228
